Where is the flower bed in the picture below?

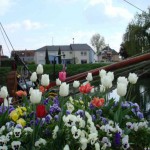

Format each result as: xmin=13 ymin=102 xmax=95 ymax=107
xmin=0 ymin=65 xmax=150 ymax=150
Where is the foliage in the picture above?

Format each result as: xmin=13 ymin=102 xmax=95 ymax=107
xmin=45 ymin=47 xmax=50 ymax=64
xmin=122 ymin=7 xmax=150 ymax=56
xmin=58 ymin=47 xmax=62 ymax=64
xmin=90 ymin=33 xmax=106 ymax=55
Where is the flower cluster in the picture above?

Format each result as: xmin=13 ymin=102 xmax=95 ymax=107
xmin=0 ymin=65 xmax=150 ymax=150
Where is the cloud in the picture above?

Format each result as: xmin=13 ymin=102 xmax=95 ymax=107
xmin=85 ymin=0 xmax=133 ymax=21
xmin=0 ymin=0 xmax=15 ymax=16
xmin=22 ymin=20 xmax=45 ymax=30
xmin=5 ymin=23 xmax=21 ymax=33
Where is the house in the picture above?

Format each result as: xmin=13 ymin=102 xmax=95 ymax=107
xmin=11 ymin=50 xmax=35 ymax=63
xmin=34 ymin=44 xmax=95 ymax=64
xmin=97 ymin=46 xmax=120 ymax=62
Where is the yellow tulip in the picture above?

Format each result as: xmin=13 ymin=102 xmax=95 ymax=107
xmin=17 ymin=118 xmax=26 ymax=127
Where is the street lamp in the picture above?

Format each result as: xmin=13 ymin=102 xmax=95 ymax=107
xmin=52 ymin=54 xmax=65 ymax=80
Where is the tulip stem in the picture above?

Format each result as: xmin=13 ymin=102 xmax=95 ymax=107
xmin=32 ymin=104 xmax=36 ymax=146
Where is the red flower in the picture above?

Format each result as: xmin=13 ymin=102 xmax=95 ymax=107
xmin=16 ymin=90 xmax=27 ymax=97
xmin=91 ymin=97 xmax=105 ymax=108
xmin=79 ymin=83 xmax=94 ymax=94
xmin=59 ymin=71 xmax=66 ymax=82
xmin=0 ymin=98 xmax=4 ymax=105
xmin=39 ymin=86 xmax=46 ymax=94
xmin=36 ymin=104 xmax=47 ymax=118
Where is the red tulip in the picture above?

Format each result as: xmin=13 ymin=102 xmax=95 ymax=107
xmin=91 ymin=97 xmax=105 ymax=108
xmin=0 ymin=97 xmax=4 ymax=105
xmin=79 ymin=83 xmax=94 ymax=94
xmin=36 ymin=104 xmax=47 ymax=118
xmin=59 ymin=71 xmax=66 ymax=82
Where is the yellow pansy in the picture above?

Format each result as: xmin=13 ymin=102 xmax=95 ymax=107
xmin=21 ymin=107 xmax=27 ymax=112
xmin=16 ymin=107 xmax=23 ymax=116
xmin=79 ymin=100 xmax=84 ymax=105
xmin=9 ymin=110 xmax=19 ymax=122
xmin=17 ymin=118 xmax=26 ymax=127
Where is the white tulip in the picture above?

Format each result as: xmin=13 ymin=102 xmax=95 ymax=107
xmin=36 ymin=64 xmax=43 ymax=74
xmin=41 ymin=74 xmax=50 ymax=86
xmin=101 ymin=75 xmax=112 ymax=88
xmin=128 ymin=73 xmax=138 ymax=84
xmin=29 ymin=87 xmax=34 ymax=95
xmin=30 ymin=72 xmax=37 ymax=82
xmin=56 ymin=78 xmax=61 ymax=86
xmin=100 ymin=84 xmax=105 ymax=92
xmin=117 ymin=83 xmax=127 ymax=97
xmin=99 ymin=69 xmax=106 ymax=78
xmin=73 ymin=80 xmax=80 ymax=88
xmin=107 ymin=71 xmax=114 ymax=81
xmin=2 ymin=97 xmax=12 ymax=107
xmin=30 ymin=89 xmax=42 ymax=104
xmin=86 ymin=72 xmax=93 ymax=81
xmin=59 ymin=82 xmax=69 ymax=97
xmin=0 ymin=86 xmax=8 ymax=98
xmin=117 ymin=76 xmax=128 ymax=86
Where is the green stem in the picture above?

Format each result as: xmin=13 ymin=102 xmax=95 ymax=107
xmin=32 ymin=104 xmax=36 ymax=146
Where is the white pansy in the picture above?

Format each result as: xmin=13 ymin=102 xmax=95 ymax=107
xmin=80 ymin=137 xmax=88 ymax=150
xmin=128 ymin=73 xmax=138 ymax=84
xmin=95 ymin=142 xmax=100 ymax=150
xmin=73 ymin=80 xmax=80 ymax=88
xmin=35 ymin=138 xmax=47 ymax=147
xmin=117 ymin=83 xmax=127 ymax=97
xmin=107 ymin=71 xmax=114 ymax=81
xmin=36 ymin=64 xmax=43 ymax=74
xmin=52 ymin=126 xmax=59 ymax=139
xmin=30 ymin=89 xmax=42 ymax=104
xmin=11 ymin=141 xmax=21 ymax=150
xmin=63 ymin=114 xmax=77 ymax=127
xmin=30 ymin=72 xmax=37 ymax=82
xmin=117 ymin=76 xmax=128 ymax=86
xmin=0 ymin=145 xmax=8 ymax=150
xmin=100 ymin=84 xmax=105 ymax=93
xmin=88 ymin=133 xmax=98 ymax=145
xmin=99 ymin=69 xmax=106 ymax=78
xmin=126 ymin=122 xmax=133 ymax=129
xmin=24 ymin=127 xmax=33 ymax=133
xmin=63 ymin=144 xmax=70 ymax=150
xmin=13 ymin=128 xmax=21 ymax=138
xmin=41 ymin=74 xmax=49 ymax=86
xmin=122 ymin=135 xmax=130 ymax=150
xmin=66 ymin=102 xmax=74 ymax=113
xmin=71 ymin=126 xmax=81 ymax=139
xmin=101 ymin=75 xmax=112 ymax=88
xmin=59 ymin=82 xmax=69 ymax=97
xmin=0 ymin=86 xmax=8 ymax=99
xmin=56 ymin=78 xmax=61 ymax=86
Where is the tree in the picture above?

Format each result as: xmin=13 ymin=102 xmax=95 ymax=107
xmin=122 ymin=7 xmax=150 ymax=56
xmin=45 ymin=47 xmax=50 ymax=64
xmin=90 ymin=33 xmax=106 ymax=55
xmin=58 ymin=47 xmax=62 ymax=64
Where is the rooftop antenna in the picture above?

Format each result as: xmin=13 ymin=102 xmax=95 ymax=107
xmin=52 ymin=37 xmax=54 ymax=45
xmin=73 ymin=38 xmax=74 ymax=44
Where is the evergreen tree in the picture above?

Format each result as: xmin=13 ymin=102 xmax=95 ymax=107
xmin=45 ymin=47 xmax=50 ymax=64
xmin=58 ymin=47 xmax=62 ymax=64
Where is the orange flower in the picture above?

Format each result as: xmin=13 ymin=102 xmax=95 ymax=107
xmin=39 ymin=86 xmax=46 ymax=93
xmin=16 ymin=90 xmax=27 ymax=97
xmin=79 ymin=83 xmax=94 ymax=94
xmin=91 ymin=97 xmax=105 ymax=108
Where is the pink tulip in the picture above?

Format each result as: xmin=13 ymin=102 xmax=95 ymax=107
xmin=59 ymin=71 xmax=66 ymax=82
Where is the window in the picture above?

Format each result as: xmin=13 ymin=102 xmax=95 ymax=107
xmin=81 ymin=60 xmax=87 ymax=64
xmin=81 ymin=52 xmax=83 ymax=55
xmin=70 ymin=51 xmax=72 ymax=54
xmin=84 ymin=52 xmax=87 ymax=56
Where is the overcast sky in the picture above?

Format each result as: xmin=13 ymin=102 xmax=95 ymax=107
xmin=0 ymin=0 xmax=149 ymax=57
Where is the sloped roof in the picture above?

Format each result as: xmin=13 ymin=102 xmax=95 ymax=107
xmin=101 ymin=46 xmax=118 ymax=55
xmin=36 ymin=44 xmax=93 ymax=51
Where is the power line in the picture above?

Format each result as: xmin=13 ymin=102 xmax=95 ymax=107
xmin=123 ymin=0 xmax=145 ymax=13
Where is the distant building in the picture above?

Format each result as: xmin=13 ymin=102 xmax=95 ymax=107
xmin=34 ymin=44 xmax=95 ymax=64
xmin=97 ymin=46 xmax=120 ymax=62
xmin=11 ymin=50 xmax=35 ymax=63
